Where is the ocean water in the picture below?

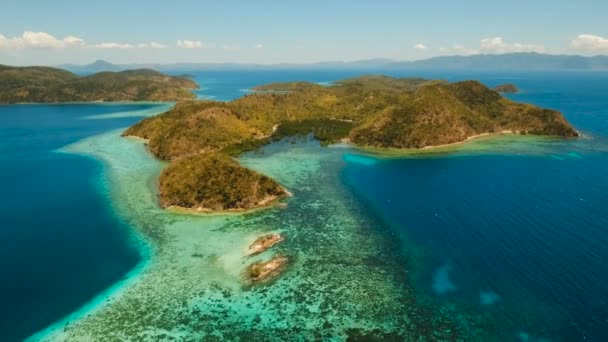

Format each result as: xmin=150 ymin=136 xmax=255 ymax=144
xmin=2 ymin=70 xmax=608 ymax=341
xmin=337 ymin=72 xmax=608 ymax=340
xmin=183 ymin=69 xmax=608 ymax=340
xmin=0 ymin=103 xmax=171 ymax=341
xmin=35 ymin=127 xmax=451 ymax=340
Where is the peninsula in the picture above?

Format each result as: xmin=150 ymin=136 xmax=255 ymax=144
xmin=0 ymin=65 xmax=198 ymax=103
xmin=124 ymin=75 xmax=577 ymax=213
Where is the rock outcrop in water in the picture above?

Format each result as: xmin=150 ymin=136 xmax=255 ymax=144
xmin=0 ymin=65 xmax=198 ymax=103
xmin=244 ymin=255 xmax=290 ymax=284
xmin=248 ymin=234 xmax=285 ymax=255
xmin=125 ymin=75 xmax=578 ymax=212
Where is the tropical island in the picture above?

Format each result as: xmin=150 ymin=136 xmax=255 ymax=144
xmin=158 ymin=153 xmax=288 ymax=212
xmin=124 ymin=75 xmax=577 ymax=213
xmin=0 ymin=65 xmax=197 ymax=103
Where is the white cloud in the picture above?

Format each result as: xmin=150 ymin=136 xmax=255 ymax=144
xmin=413 ymin=43 xmax=428 ymax=50
xmin=0 ymin=31 xmax=172 ymax=51
xmin=137 ymin=41 xmax=168 ymax=49
xmin=439 ymin=44 xmax=478 ymax=56
xmin=571 ymin=34 xmax=608 ymax=52
xmin=479 ymin=37 xmax=545 ymax=53
xmin=439 ymin=37 xmax=545 ymax=55
xmin=254 ymin=43 xmax=263 ymax=49
xmin=64 ymin=36 xmax=85 ymax=46
xmin=93 ymin=42 xmax=134 ymax=49
xmin=0 ymin=31 xmax=85 ymax=49
xmin=177 ymin=39 xmax=205 ymax=48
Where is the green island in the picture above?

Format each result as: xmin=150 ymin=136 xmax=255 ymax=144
xmin=34 ymin=75 xmax=581 ymax=340
xmin=493 ymin=83 xmax=520 ymax=93
xmin=159 ymin=153 xmax=289 ymax=212
xmin=0 ymin=65 xmax=198 ymax=103
xmin=124 ymin=75 xmax=576 ymax=213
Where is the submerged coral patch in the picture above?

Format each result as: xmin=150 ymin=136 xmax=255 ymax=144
xmin=33 ymin=130 xmax=490 ymax=341
xmin=432 ymin=263 xmax=457 ymax=295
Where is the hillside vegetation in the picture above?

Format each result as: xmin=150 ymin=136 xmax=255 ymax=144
xmin=127 ymin=75 xmax=577 ymax=158
xmin=0 ymin=65 xmax=198 ymax=103
xmin=125 ymin=75 xmax=577 ymax=212
xmin=158 ymin=153 xmax=287 ymax=211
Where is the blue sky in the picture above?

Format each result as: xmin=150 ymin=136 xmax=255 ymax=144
xmin=1 ymin=0 xmax=607 ymax=65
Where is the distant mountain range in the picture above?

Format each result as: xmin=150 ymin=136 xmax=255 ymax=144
xmin=59 ymin=53 xmax=608 ymax=74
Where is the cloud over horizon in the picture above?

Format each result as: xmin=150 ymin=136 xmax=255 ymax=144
xmin=0 ymin=32 xmax=175 ymax=50
xmin=440 ymin=37 xmax=546 ymax=55
xmin=93 ymin=42 xmax=134 ymax=49
xmin=439 ymin=44 xmax=478 ymax=56
xmin=0 ymin=31 xmax=84 ymax=49
xmin=138 ymin=42 xmax=168 ymax=49
xmin=571 ymin=34 xmax=608 ymax=53
xmin=177 ymin=40 xmax=205 ymax=49
xmin=479 ymin=37 xmax=546 ymax=53
xmin=2 ymin=30 xmax=608 ymax=65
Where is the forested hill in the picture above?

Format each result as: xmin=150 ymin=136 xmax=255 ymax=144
xmin=0 ymin=65 xmax=198 ymax=103
xmin=123 ymin=75 xmax=577 ymax=212
xmin=126 ymin=75 xmax=577 ymax=158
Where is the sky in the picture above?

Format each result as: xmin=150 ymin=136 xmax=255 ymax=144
xmin=1 ymin=0 xmax=608 ymax=65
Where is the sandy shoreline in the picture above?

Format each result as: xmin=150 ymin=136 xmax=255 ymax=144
xmin=123 ymin=134 xmax=150 ymax=143
xmin=421 ymin=130 xmax=518 ymax=149
xmin=164 ymin=189 xmax=292 ymax=216
xmin=350 ymin=130 xmax=528 ymax=156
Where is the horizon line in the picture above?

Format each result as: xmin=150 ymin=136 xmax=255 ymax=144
xmin=59 ymin=52 xmax=607 ymax=67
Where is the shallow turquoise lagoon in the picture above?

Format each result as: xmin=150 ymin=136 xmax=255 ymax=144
xmin=2 ymin=70 xmax=608 ymax=341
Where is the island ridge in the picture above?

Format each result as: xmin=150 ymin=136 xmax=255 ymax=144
xmin=0 ymin=65 xmax=198 ymax=103
xmin=124 ymin=75 xmax=578 ymax=213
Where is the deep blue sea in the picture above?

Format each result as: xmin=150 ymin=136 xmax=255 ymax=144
xmin=191 ymin=69 xmax=608 ymax=340
xmin=0 ymin=104 xmax=166 ymax=341
xmin=1 ymin=70 xmax=607 ymax=341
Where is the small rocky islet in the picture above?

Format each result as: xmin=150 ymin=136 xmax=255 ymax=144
xmin=243 ymin=233 xmax=287 ymax=284
xmin=248 ymin=233 xmax=285 ymax=256
xmin=243 ymin=255 xmax=290 ymax=285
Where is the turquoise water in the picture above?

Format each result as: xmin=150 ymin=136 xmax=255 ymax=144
xmin=2 ymin=71 xmax=608 ymax=341
xmin=190 ymin=69 xmax=608 ymax=340
xmin=0 ymin=103 xmax=171 ymax=341
xmin=338 ymin=73 xmax=608 ymax=340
